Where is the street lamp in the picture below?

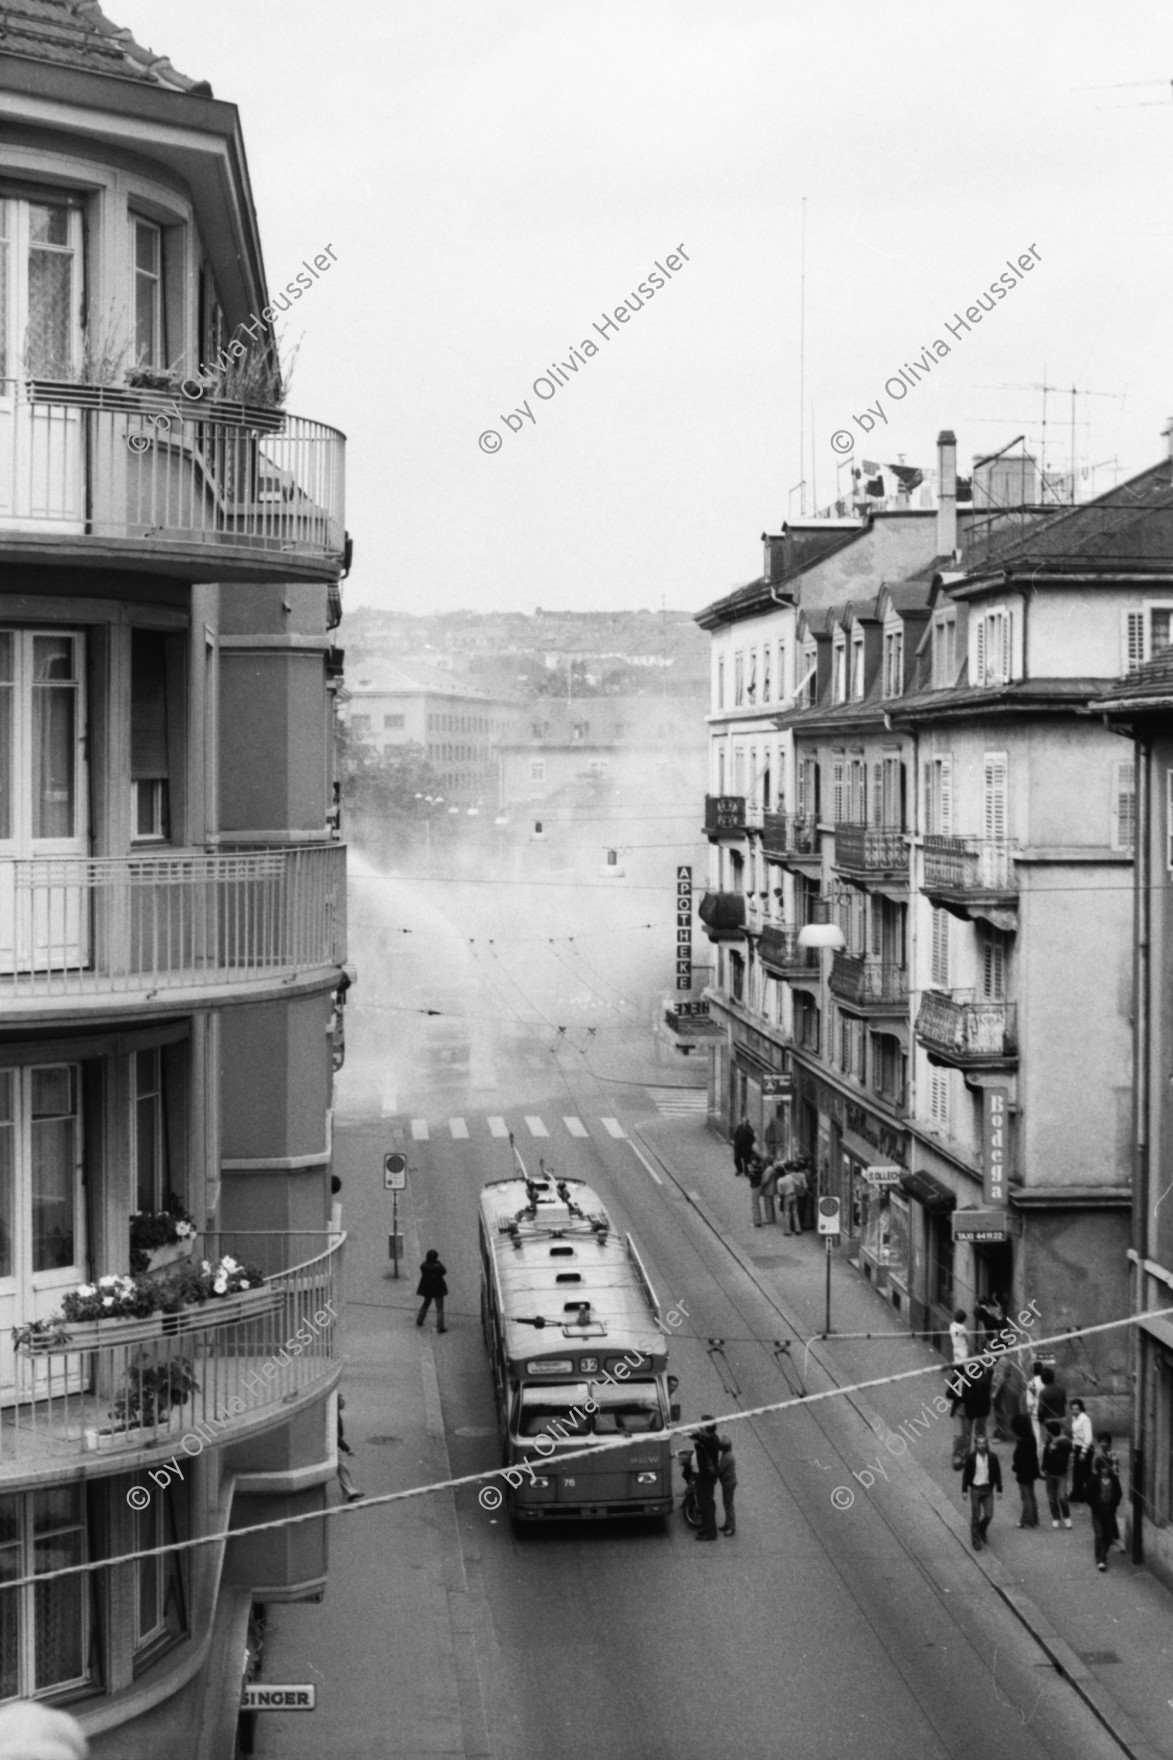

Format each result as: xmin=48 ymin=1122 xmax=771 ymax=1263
xmin=796 ymin=923 xmax=846 ymax=950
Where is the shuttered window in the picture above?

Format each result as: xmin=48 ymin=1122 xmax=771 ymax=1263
xmin=983 ymin=752 xmax=1008 ymax=843
xmin=929 ymin=1068 xmax=951 ymax=1130
xmin=930 ymin=907 xmax=950 ymax=988
xmin=1114 ymin=761 xmax=1135 ymax=851
xmin=979 ymin=925 xmax=1006 ymax=1000
xmin=925 ymin=755 xmax=952 ymax=834
xmin=831 ymin=758 xmax=845 ymax=823
xmin=1123 ymin=610 xmax=1146 ymax=672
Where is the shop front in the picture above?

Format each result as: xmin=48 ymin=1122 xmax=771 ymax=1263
xmin=793 ymin=1068 xmax=909 ymax=1308
xmin=729 ymin=1021 xmax=791 ymax=1148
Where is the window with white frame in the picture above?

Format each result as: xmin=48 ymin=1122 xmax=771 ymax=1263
xmin=800 ymin=642 xmax=817 ymax=706
xmin=734 ymin=653 xmax=745 ymax=706
xmin=928 ymin=1067 xmax=951 ymax=1131
xmin=880 ymin=753 xmax=903 ymax=828
xmin=133 ymin=218 xmax=164 ymax=368
xmin=932 ymin=616 xmax=957 ymax=689
xmin=850 ymin=633 xmax=866 ymax=700
xmin=883 ymin=628 xmax=904 ymax=697
xmin=983 ymin=751 xmax=1008 ymax=843
xmin=777 ymin=640 xmax=787 ymax=699
xmin=978 ymin=923 xmax=1007 ymax=1000
xmin=134 ymin=1483 xmax=188 ymax=1663
xmin=831 ymin=756 xmax=845 ymax=822
xmin=975 ymin=608 xmax=1012 ymax=686
xmin=930 ymin=906 xmax=950 ymax=988
xmin=733 ymin=747 xmax=745 ymax=794
xmin=832 ymin=636 xmax=847 ymax=703
xmin=0 ymin=1485 xmax=94 ymax=1697
xmin=924 ymin=755 xmax=953 ymax=834
xmin=762 ymin=644 xmax=771 ymax=703
xmin=1123 ymin=605 xmax=1173 ymax=672
xmin=848 ymin=756 xmax=866 ymax=823
xmin=1113 ymin=760 xmax=1135 ymax=851
xmin=746 ymin=649 xmax=758 ymax=703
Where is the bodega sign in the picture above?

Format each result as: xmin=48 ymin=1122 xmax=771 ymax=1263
xmin=982 ymin=1086 xmax=1010 ymax=1207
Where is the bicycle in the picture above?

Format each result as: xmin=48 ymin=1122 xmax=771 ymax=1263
xmin=677 ymin=1449 xmax=701 ymax=1528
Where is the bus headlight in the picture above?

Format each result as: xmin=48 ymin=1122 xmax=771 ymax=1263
xmin=528 ymin=1476 xmax=550 ymax=1489
xmin=635 ymin=1472 xmax=659 ymax=1485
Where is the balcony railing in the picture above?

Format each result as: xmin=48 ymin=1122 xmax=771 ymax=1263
xmin=923 ymin=837 xmax=1017 ymax=897
xmin=0 ymin=380 xmax=345 ymax=578
xmin=757 ymin=924 xmax=818 ymax=975
xmin=761 ymin=812 xmax=819 ymax=861
xmin=704 ymin=795 xmax=747 ymax=836
xmin=915 ymin=990 xmax=1017 ymax=1063
xmin=0 ymin=844 xmax=345 ymax=1006
xmin=2 ymin=1232 xmax=342 ymax=1473
xmin=828 ymin=954 xmax=908 ymax=1008
xmin=698 ymin=891 xmax=746 ymax=936
xmin=834 ymin=824 xmax=907 ymax=877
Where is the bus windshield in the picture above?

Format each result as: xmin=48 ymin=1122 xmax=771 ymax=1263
xmin=515 ymin=1382 xmax=664 ymax=1437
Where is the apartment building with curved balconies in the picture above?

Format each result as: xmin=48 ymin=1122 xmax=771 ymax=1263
xmin=0 ymin=7 xmax=349 ymax=1752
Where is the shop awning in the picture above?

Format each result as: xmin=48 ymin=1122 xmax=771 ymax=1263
xmin=951 ymin=1206 xmax=1022 ymax=1241
xmin=901 ymin=1169 xmax=956 ymax=1213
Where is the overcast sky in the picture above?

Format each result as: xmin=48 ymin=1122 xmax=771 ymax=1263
xmin=120 ymin=1 xmax=1173 ymax=616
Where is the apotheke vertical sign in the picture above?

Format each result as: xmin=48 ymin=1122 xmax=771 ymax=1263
xmin=675 ymin=865 xmax=692 ymax=992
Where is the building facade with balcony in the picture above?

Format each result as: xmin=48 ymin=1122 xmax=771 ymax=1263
xmin=0 ymin=11 xmax=348 ymax=1751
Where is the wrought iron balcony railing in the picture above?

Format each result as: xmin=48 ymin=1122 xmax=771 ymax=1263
xmin=0 ymin=379 xmax=345 ymax=580
xmin=761 ymin=812 xmax=819 ymax=861
xmin=698 ymin=891 xmax=746 ymax=936
xmin=923 ymin=837 xmax=1017 ymax=897
xmin=914 ymin=990 xmax=1017 ymax=1064
xmin=0 ymin=844 xmax=346 ymax=1007
xmin=3 ymin=1231 xmax=342 ymax=1475
xmin=757 ymin=924 xmax=819 ymax=974
xmin=834 ymin=824 xmax=907 ymax=876
xmin=828 ymin=954 xmax=908 ymax=1009
xmin=704 ymin=795 xmax=747 ymax=836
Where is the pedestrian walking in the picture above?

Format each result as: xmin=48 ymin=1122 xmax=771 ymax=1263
xmin=336 ymin=1395 xmax=364 ymax=1503
xmin=1041 ymin=1420 xmax=1073 ymax=1527
xmin=1025 ymin=1360 xmax=1045 ymax=1456
xmin=763 ymin=1113 xmax=781 ymax=1161
xmin=956 ymin=1357 xmax=993 ymax=1460
xmin=948 ymin=1309 xmax=970 ymax=1366
xmin=416 ymin=1248 xmax=448 ymax=1332
xmin=1088 ymin=1434 xmax=1123 ymax=1570
xmin=691 ymin=1416 xmax=721 ymax=1541
xmin=775 ymin=1165 xmax=798 ymax=1233
xmin=717 ymin=1430 xmax=737 ymax=1536
xmin=732 ymin=1117 xmax=755 ymax=1178
xmin=947 ymin=1311 xmax=970 ymax=1468
xmin=785 ymin=1160 xmax=808 ymax=1233
xmin=748 ymin=1154 xmax=767 ymax=1227
xmin=1010 ymin=1414 xmax=1040 ymax=1527
xmin=1069 ymin=1398 xmax=1094 ymax=1503
xmin=757 ymin=1157 xmax=781 ymax=1226
xmin=961 ymin=1434 xmax=1002 ymax=1550
xmin=1037 ymin=1364 xmax=1067 ymax=1432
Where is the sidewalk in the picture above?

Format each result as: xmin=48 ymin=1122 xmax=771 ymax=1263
xmin=636 ymin=1112 xmax=1173 ymax=1760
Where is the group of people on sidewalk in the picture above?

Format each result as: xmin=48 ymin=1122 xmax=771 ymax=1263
xmin=686 ymin=1416 xmax=737 ymax=1541
xmin=948 ymin=1310 xmax=1124 ymax=1570
xmin=731 ymin=1116 xmax=810 ymax=1233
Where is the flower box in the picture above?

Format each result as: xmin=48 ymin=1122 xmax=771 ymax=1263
xmin=144 ymin=1239 xmax=196 ymax=1275
xmin=84 ymin=1410 xmax=187 ymax=1453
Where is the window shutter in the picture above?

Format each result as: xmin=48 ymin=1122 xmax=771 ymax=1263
xmin=870 ymin=898 xmax=883 ymax=956
xmin=932 ymin=907 xmax=950 ymax=988
xmin=1002 ymin=611 xmax=1012 ymax=682
xmin=832 ymin=759 xmax=844 ymax=822
xmin=931 ymin=1069 xmax=951 ymax=1130
xmin=983 ymin=753 xmax=1007 ymax=842
xmin=1114 ymin=761 xmax=1136 ymax=851
xmin=871 ymin=762 xmax=883 ymax=827
xmin=924 ymin=762 xmax=933 ymax=835
xmin=981 ymin=930 xmax=1005 ymax=1000
xmin=975 ymin=618 xmax=986 ymax=686
xmin=1124 ymin=609 xmax=1146 ymax=673
xmin=939 ymin=756 xmax=953 ymax=834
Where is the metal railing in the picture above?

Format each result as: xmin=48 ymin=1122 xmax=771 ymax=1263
xmin=0 ymin=380 xmax=345 ymax=565
xmin=828 ymin=954 xmax=908 ymax=1007
xmin=757 ymin=924 xmax=818 ymax=973
xmin=3 ymin=1232 xmax=343 ymax=1469
xmin=915 ymin=990 xmax=1017 ymax=1060
xmin=0 ymin=844 xmax=346 ymax=999
xmin=923 ymin=836 xmax=1017 ymax=895
xmin=834 ymin=824 xmax=907 ymax=875
xmin=761 ymin=812 xmax=819 ymax=860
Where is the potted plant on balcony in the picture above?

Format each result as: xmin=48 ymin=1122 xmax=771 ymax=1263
xmin=129 ymin=1200 xmax=198 ymax=1275
xmin=89 ymin=1351 xmax=199 ymax=1450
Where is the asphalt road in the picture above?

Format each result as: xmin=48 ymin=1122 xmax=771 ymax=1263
xmin=398 ymin=1059 xmax=1123 ymax=1760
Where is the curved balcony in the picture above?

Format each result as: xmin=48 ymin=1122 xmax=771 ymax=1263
xmin=834 ymin=824 xmax=908 ymax=885
xmin=761 ymin=811 xmax=819 ymax=866
xmin=922 ymin=836 xmax=1018 ymax=930
xmin=1 ymin=1231 xmax=342 ymax=1486
xmin=828 ymin=954 xmax=908 ymax=1014
xmin=0 ymin=380 xmax=345 ymax=583
xmin=915 ymin=989 xmax=1017 ymax=1071
xmin=0 ymin=843 xmax=346 ymax=1019
xmin=698 ymin=890 xmax=746 ymax=939
xmin=758 ymin=923 xmax=819 ymax=979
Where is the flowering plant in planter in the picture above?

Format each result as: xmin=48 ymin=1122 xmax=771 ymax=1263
xmin=46 ymin=1257 xmax=264 ymax=1330
xmin=109 ymin=1352 xmax=199 ymax=1430
xmin=62 ymin=1274 xmax=161 ymax=1323
xmin=129 ymin=1201 xmax=197 ymax=1274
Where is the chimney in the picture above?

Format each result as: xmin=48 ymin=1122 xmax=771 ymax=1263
xmin=1164 ymin=418 xmax=1173 ymax=462
xmin=937 ymin=429 xmax=957 ymax=559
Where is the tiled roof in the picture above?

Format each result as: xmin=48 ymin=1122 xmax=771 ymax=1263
xmin=0 ymin=0 xmax=210 ymax=93
xmin=1096 ymin=648 xmax=1173 ymax=711
xmin=960 ymin=460 xmax=1173 ymax=575
xmin=888 ymin=676 xmax=1109 ymax=721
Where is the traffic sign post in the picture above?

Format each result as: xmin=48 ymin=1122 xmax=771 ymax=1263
xmin=816 ymin=1197 xmax=841 ymax=1336
xmin=384 ymin=1153 xmax=408 ymax=1279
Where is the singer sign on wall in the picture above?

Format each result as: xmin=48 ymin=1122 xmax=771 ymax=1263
xmin=676 ymin=865 xmax=692 ymax=991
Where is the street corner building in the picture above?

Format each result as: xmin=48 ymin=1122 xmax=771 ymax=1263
xmin=691 ymin=429 xmax=1173 ymax=1449
xmin=0 ymin=3 xmax=351 ymax=1753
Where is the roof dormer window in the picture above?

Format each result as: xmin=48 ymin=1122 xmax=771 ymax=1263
xmin=850 ymin=633 xmax=865 ymax=700
xmin=832 ymin=637 xmax=846 ymax=703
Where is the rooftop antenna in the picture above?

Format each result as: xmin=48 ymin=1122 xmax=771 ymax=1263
xmin=798 ymin=196 xmax=807 ymax=517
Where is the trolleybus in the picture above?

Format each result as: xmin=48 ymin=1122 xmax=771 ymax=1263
xmin=479 ymin=1167 xmax=677 ymax=1520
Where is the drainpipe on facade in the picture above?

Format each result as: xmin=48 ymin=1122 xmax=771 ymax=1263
xmin=1132 ymin=731 xmax=1151 ymax=1564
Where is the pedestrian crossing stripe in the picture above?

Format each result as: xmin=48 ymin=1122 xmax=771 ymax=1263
xmin=525 ymin=1116 xmax=549 ymax=1138
xmin=449 ymin=1118 xmax=469 ymax=1140
xmin=487 ymin=1117 xmax=508 ymax=1138
xmin=402 ymin=1114 xmax=641 ymax=1144
xmin=601 ymin=1117 xmax=626 ymax=1140
xmin=410 ymin=1119 xmax=429 ymax=1141
xmin=563 ymin=1117 xmax=588 ymax=1137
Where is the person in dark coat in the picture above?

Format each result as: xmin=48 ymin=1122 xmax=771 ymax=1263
xmin=716 ymin=1431 xmax=737 ymax=1536
xmin=956 ymin=1358 xmax=993 ymax=1457
xmin=961 ymin=1435 xmax=1002 ymax=1550
xmin=416 ymin=1249 xmax=448 ymax=1332
xmin=1088 ymin=1432 xmax=1123 ymax=1570
xmin=691 ymin=1416 xmax=721 ymax=1540
xmin=1010 ymin=1413 xmax=1040 ymax=1527
xmin=1037 ymin=1365 xmax=1067 ymax=1432
xmin=732 ymin=1118 xmax=756 ymax=1178
xmin=336 ymin=1394 xmax=363 ymax=1503
xmin=1041 ymin=1419 xmax=1073 ymax=1526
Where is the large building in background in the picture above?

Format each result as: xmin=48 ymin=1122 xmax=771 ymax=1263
xmin=0 ymin=7 xmax=349 ymax=1751
xmin=696 ymin=431 xmax=1167 ymax=1432
xmin=344 ymin=661 xmax=516 ymax=805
